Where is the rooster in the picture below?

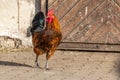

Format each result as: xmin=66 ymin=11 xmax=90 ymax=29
xmin=31 ymin=10 xmax=62 ymax=70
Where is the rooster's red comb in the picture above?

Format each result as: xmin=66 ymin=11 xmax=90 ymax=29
xmin=47 ymin=9 xmax=54 ymax=16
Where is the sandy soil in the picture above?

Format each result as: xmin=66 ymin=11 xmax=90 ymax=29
xmin=0 ymin=50 xmax=120 ymax=80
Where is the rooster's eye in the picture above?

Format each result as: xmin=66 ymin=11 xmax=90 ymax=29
xmin=46 ymin=17 xmax=53 ymax=23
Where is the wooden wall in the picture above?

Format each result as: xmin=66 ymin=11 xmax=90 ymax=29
xmin=48 ymin=0 xmax=120 ymax=52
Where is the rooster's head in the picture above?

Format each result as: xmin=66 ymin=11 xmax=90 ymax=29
xmin=46 ymin=9 xmax=55 ymax=23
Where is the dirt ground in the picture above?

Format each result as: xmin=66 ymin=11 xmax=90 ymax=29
xmin=0 ymin=50 xmax=120 ymax=80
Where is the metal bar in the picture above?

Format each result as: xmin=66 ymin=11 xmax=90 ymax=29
xmin=45 ymin=0 xmax=48 ymax=16
xmin=40 ymin=0 xmax=41 ymax=10
xmin=35 ymin=0 xmax=41 ymax=14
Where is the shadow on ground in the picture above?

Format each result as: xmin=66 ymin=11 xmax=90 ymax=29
xmin=0 ymin=61 xmax=33 ymax=68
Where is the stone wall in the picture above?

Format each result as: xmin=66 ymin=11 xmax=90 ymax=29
xmin=0 ymin=0 xmax=37 ymax=49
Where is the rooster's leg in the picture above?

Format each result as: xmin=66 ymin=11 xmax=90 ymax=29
xmin=45 ymin=52 xmax=49 ymax=70
xmin=45 ymin=60 xmax=49 ymax=70
xmin=45 ymin=50 xmax=55 ymax=70
xmin=35 ymin=54 xmax=40 ymax=68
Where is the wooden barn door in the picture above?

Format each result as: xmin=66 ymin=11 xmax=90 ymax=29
xmin=48 ymin=0 xmax=120 ymax=52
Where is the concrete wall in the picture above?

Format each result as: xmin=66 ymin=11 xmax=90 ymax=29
xmin=0 ymin=0 xmax=38 ymax=49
